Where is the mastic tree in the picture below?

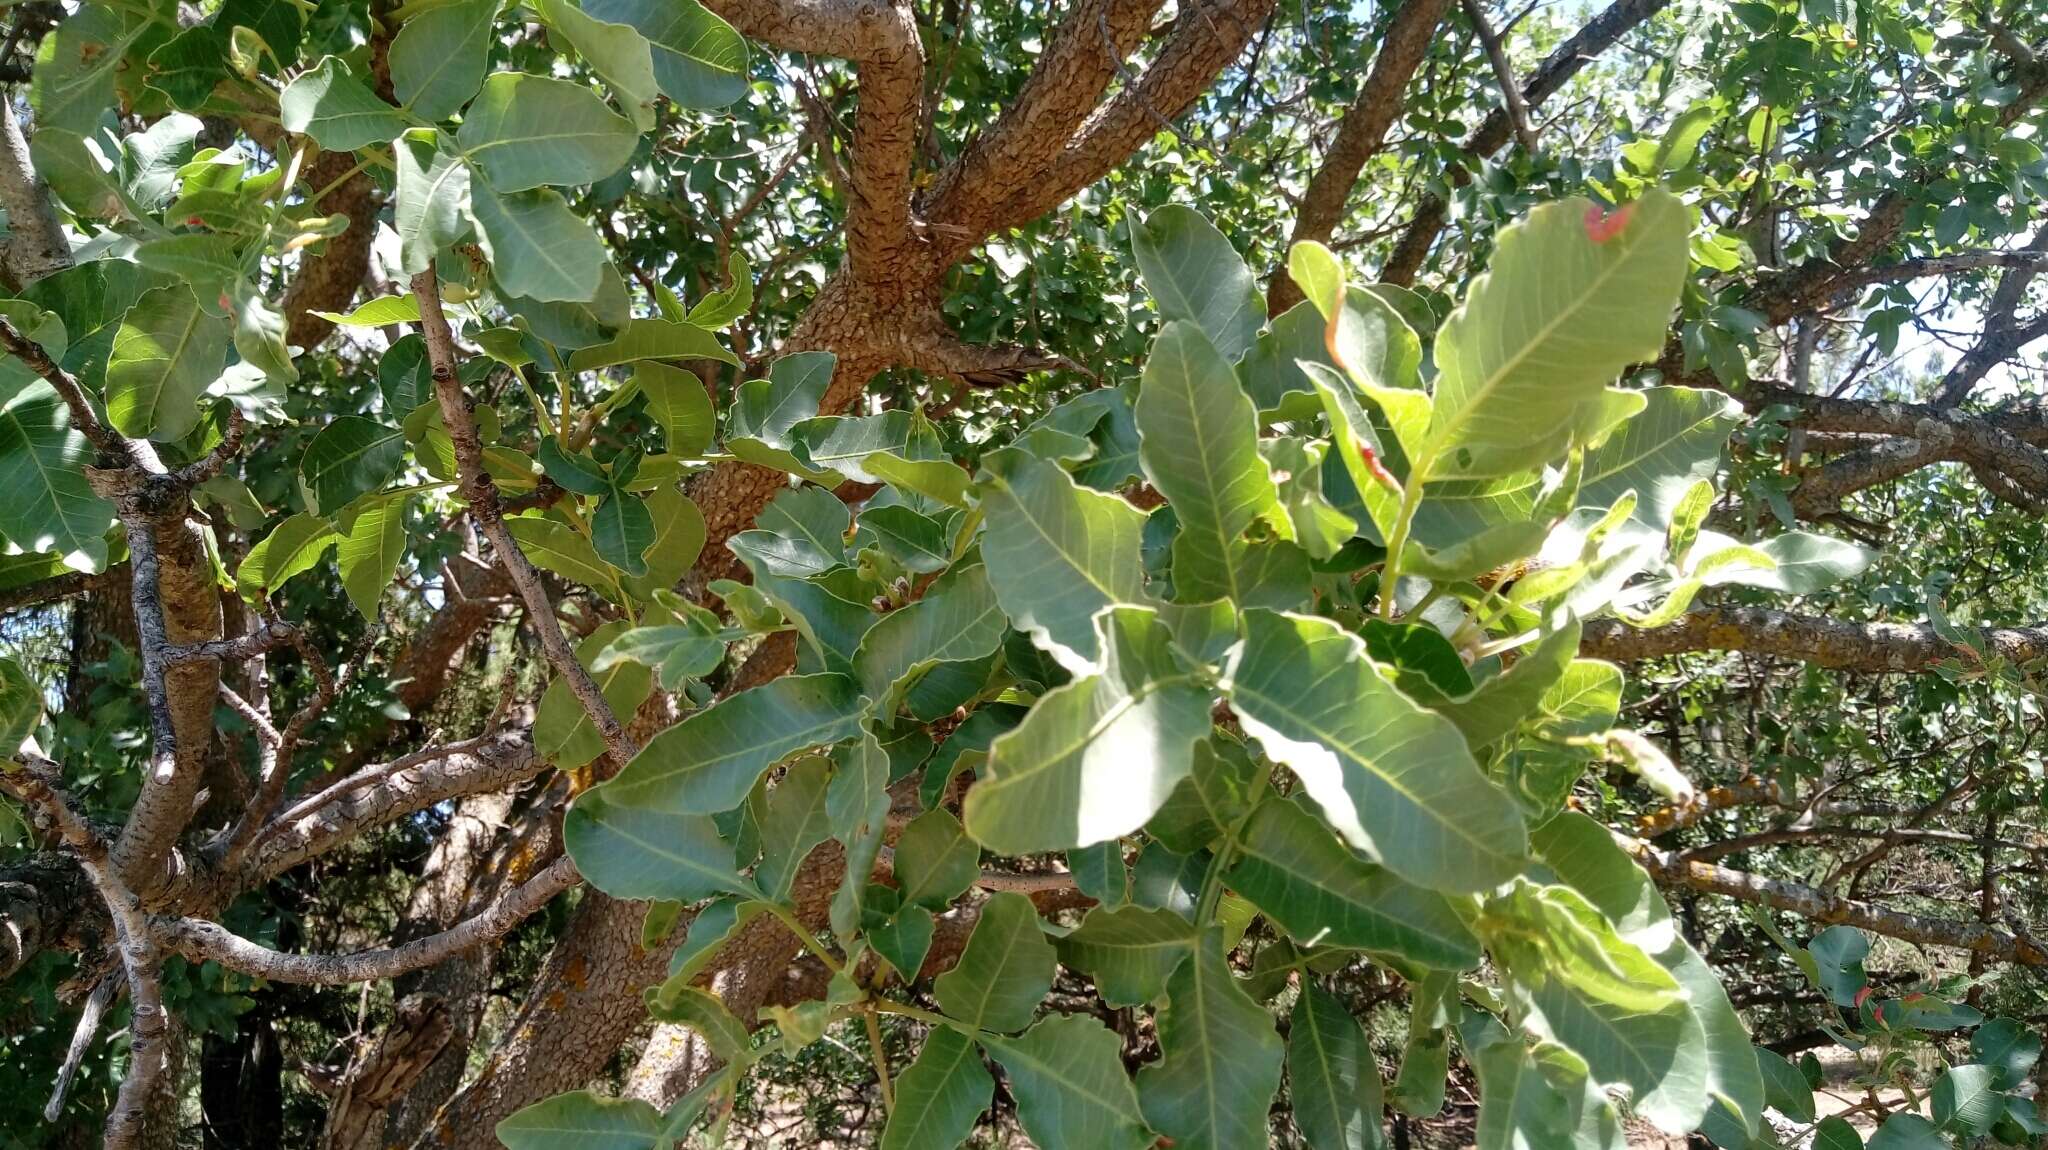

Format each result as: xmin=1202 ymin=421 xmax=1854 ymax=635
xmin=3 ymin=1 xmax=2048 ymax=1148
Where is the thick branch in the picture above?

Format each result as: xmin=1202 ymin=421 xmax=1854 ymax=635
xmin=157 ymin=857 xmax=578 ymax=985
xmin=1380 ymin=0 xmax=1672 ymax=283
xmin=1633 ymin=839 xmax=2048 ymax=966
xmin=1267 ymin=0 xmax=1448 ymax=314
xmin=0 ymin=97 xmax=72 ymax=287
xmin=1581 ymin=605 xmax=2048 ymax=672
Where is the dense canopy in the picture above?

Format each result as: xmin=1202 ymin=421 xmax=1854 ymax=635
xmin=3 ymin=1 xmax=2048 ymax=1148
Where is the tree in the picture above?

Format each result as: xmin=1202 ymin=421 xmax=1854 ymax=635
xmin=3 ymin=1 xmax=2048 ymax=1147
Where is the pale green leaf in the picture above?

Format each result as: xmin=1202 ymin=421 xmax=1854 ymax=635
xmin=496 ymin=1091 xmax=661 ymax=1150
xmin=313 ymin=294 xmax=421 ymax=327
xmin=394 ymin=135 xmax=472 ymax=275
xmin=106 ymin=284 xmax=228 ymax=441
xmin=1131 ymin=205 xmax=1262 ymax=363
xmin=1224 ymin=609 xmax=1527 ymax=892
xmin=582 ymin=0 xmax=750 ymax=109
xmin=535 ymin=0 xmax=659 ymax=128
xmin=853 ymin=561 xmax=1006 ymax=709
xmin=643 ymin=981 xmax=752 ymax=1062
xmin=564 ymin=782 xmax=754 ymax=902
xmin=1424 ymin=192 xmax=1689 ymax=480
xmin=506 ymin=514 xmax=624 ymax=600
xmin=0 ymin=382 xmax=115 ymax=571
xmin=535 ymin=621 xmax=654 ymax=768
xmin=635 ymin=362 xmax=714 ymax=457
xmin=469 ymin=181 xmax=610 ymax=304
xmin=390 ymin=0 xmax=495 ymax=120
xmin=567 ymin=318 xmax=738 ymax=371
xmin=336 ymin=493 xmax=407 ymax=616
xmin=963 ymin=606 xmax=1211 ymax=854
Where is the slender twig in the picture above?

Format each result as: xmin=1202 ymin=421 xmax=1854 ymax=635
xmin=1461 ymin=0 xmax=1539 ymax=154
xmin=156 ymin=856 xmax=580 ymax=984
xmin=409 ymin=271 xmax=638 ymax=768
xmin=44 ymin=976 xmax=117 ymax=1121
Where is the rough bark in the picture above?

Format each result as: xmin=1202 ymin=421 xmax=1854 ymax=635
xmin=279 ymin=152 xmax=379 ymax=350
xmin=1267 ymin=0 xmax=1449 ymax=315
xmin=1581 ymin=605 xmax=2048 ymax=672
xmin=0 ymin=95 xmax=72 ymax=287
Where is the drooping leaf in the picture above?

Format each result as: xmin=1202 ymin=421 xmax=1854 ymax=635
xmin=1227 ymin=797 xmax=1482 ymax=970
xmin=394 ymin=134 xmax=473 ymax=275
xmin=1136 ymin=928 xmax=1286 ymax=1150
xmin=105 ymin=284 xmax=229 ymax=441
xmin=1131 ymin=205 xmax=1262 ymax=363
xmin=635 ymin=362 xmax=714 ymax=457
xmin=239 ymin=512 xmax=339 ymax=594
xmin=963 ymin=606 xmax=1211 ymax=854
xmin=603 ymin=673 xmax=864 ymax=814
xmin=893 ymin=807 xmax=980 ymax=911
xmin=591 ymin=486 xmax=655 ymax=576
xmin=982 ymin=1014 xmax=1153 ymax=1150
xmin=976 ymin=448 xmax=1146 ymax=674
xmin=643 ymin=980 xmax=752 ymax=1062
xmin=0 ymin=382 xmax=115 ymax=571
xmin=1137 ymin=320 xmax=1299 ymax=606
xmin=932 ymin=891 xmax=1055 ymax=1033
xmin=1290 ymin=981 xmax=1384 ymax=1150
xmin=754 ymin=755 xmax=834 ymax=903
xmin=1225 ymin=609 xmax=1528 ymax=892
xmin=881 ymin=1026 xmax=994 ymax=1150
xmin=336 ymin=494 xmax=407 ymax=616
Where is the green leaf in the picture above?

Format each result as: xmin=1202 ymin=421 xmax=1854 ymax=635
xmin=853 ymin=561 xmax=1006 ymax=708
xmin=1131 ymin=205 xmax=1262 ymax=363
xmin=1391 ymin=973 xmax=1451 ymax=1117
xmin=1734 ymin=532 xmax=1873 ymax=594
xmin=635 ymin=362 xmax=714 ymax=456
xmin=1812 ymin=1115 xmax=1864 ymax=1150
xmin=1931 ymin=1063 xmax=2001 ymax=1135
xmin=666 ymin=896 xmax=769 ymax=983
xmin=976 ymin=448 xmax=1146 ymax=674
xmin=1056 ymin=904 xmax=1193 ymax=1008
xmin=33 ymin=8 xmax=147 ymax=135
xmin=856 ymin=505 xmax=951 ymax=574
xmin=643 ymin=980 xmax=751 ymax=1062
xmin=106 ymin=284 xmax=229 ymax=441
xmin=1263 ymin=437 xmax=1356 ymax=560
xmin=391 ymin=0 xmax=494 ymax=119
xmin=1289 ymin=982 xmax=1384 ymax=1150
xmin=687 ymin=252 xmax=753 ymax=328
xmin=594 ymin=624 xmax=724 ymax=691
xmin=582 ymin=0 xmax=750 ymax=109
xmin=535 ymin=622 xmax=654 ymax=768
xmin=567 ymin=318 xmax=738 ymax=371
xmin=219 ymin=0 xmax=305 ymax=70
xmin=312 ymin=294 xmax=422 ymax=327
xmin=0 ymin=382 xmax=115 ymax=571
xmin=1428 ymin=621 xmax=1580 ymax=748
xmin=753 ymin=754 xmax=833 ymax=903
xmin=496 ymin=1091 xmax=662 ymax=1150
xmin=394 ymin=134 xmax=472 ymax=276
xmin=300 ymin=416 xmax=406 ymax=516
xmin=1136 ymin=928 xmax=1285 ymax=1150
xmin=881 ymin=1027 xmax=994 ymax=1150
xmin=1137 ymin=320 xmax=1298 ymax=605
xmin=1530 ymin=811 xmax=1761 ymax=1139
xmin=865 ymin=451 xmax=974 ymax=508
xmin=591 ymin=487 xmax=654 ymax=576
xmin=963 ymin=606 xmax=1211 ymax=854
xmin=1866 ymin=1113 xmax=1944 ymax=1150
xmin=564 ymin=782 xmax=754 ymax=902
xmin=932 ymin=891 xmax=1055 ymax=1033
xmin=1423 ymin=192 xmax=1689 ymax=480
xmin=536 ymin=436 xmax=609 ymax=495
xmin=337 ymin=494 xmax=407 ymax=616
xmin=1238 ymin=301 xmax=1334 ymax=420
xmin=457 ymin=71 xmax=638 ymax=191
xmin=134 ymin=235 xmax=239 ymax=290
xmin=1227 ymin=797 xmax=1482 ymax=970
xmin=1748 ymin=1048 xmax=1811 ymax=1124
xmin=889 ymin=807 xmax=978 ymax=911
xmin=1224 ymin=609 xmax=1527 ymax=892
xmin=469 ymin=181 xmax=611 ymax=304
xmin=535 ymin=0 xmax=659 ymax=128
xmin=506 ymin=514 xmax=623 ymax=600
xmin=726 ymin=352 xmax=837 ymax=479
xmin=1146 ymin=736 xmax=1254 ymax=854
xmin=603 ymin=673 xmax=864 ymax=814
xmin=982 ymin=1014 xmax=1153 ymax=1150
xmin=794 ymin=410 xmax=945 ymax=485
xmin=0 ymin=657 xmax=44 ymax=753
xmin=1464 ymin=1020 xmax=1587 ymax=1150
xmin=1971 ymin=1018 xmax=2040 ymax=1089
xmin=239 ymin=511 xmax=339 ymax=593
xmin=279 ymin=57 xmax=407 ymax=150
